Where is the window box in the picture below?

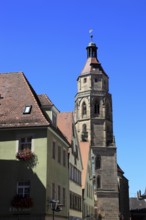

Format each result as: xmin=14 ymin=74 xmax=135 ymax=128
xmin=16 ymin=148 xmax=35 ymax=161
xmin=11 ymin=195 xmax=33 ymax=208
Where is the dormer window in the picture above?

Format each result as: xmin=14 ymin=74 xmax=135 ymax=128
xmin=23 ymin=105 xmax=32 ymax=114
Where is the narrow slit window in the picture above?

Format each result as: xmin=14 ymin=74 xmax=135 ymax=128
xmin=82 ymin=102 xmax=87 ymax=116
xmin=96 ymin=155 xmax=101 ymax=169
xmin=94 ymin=102 xmax=100 ymax=115
xmin=84 ymin=78 xmax=87 ymax=83
xmin=97 ymin=176 xmax=101 ymax=189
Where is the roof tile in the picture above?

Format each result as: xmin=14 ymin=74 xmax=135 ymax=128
xmin=57 ymin=112 xmax=73 ymax=144
xmin=79 ymin=141 xmax=90 ymax=189
xmin=81 ymin=57 xmax=100 ymax=75
xmin=0 ymin=72 xmax=49 ymax=128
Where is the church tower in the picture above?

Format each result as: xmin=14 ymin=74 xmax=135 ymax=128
xmin=74 ymin=38 xmax=120 ymax=220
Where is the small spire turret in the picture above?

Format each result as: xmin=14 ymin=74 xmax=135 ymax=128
xmin=87 ymin=29 xmax=98 ymax=59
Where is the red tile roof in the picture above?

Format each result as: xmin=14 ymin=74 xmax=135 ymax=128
xmin=81 ymin=57 xmax=100 ymax=75
xmin=57 ymin=112 xmax=73 ymax=144
xmin=79 ymin=141 xmax=90 ymax=189
xmin=0 ymin=72 xmax=50 ymax=128
xmin=80 ymin=57 xmax=108 ymax=78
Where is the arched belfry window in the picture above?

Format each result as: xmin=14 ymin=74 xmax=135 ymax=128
xmin=83 ymin=124 xmax=87 ymax=133
xmin=95 ymin=155 xmax=101 ymax=169
xmin=94 ymin=101 xmax=100 ymax=115
xmin=81 ymin=124 xmax=88 ymax=142
xmin=82 ymin=102 xmax=87 ymax=116
xmin=97 ymin=175 xmax=101 ymax=189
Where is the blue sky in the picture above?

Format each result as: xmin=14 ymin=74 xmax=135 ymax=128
xmin=0 ymin=0 xmax=146 ymax=197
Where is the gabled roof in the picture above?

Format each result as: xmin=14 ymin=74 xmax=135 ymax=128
xmin=38 ymin=94 xmax=60 ymax=113
xmin=0 ymin=72 xmax=50 ymax=128
xmin=38 ymin=94 xmax=53 ymax=106
xmin=79 ymin=141 xmax=90 ymax=189
xmin=57 ymin=112 xmax=73 ymax=144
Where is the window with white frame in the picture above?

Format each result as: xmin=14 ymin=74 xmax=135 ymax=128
xmin=23 ymin=105 xmax=32 ymax=114
xmin=19 ymin=136 xmax=32 ymax=151
xmin=70 ymin=191 xmax=81 ymax=211
xmin=17 ymin=181 xmax=30 ymax=197
xmin=69 ymin=163 xmax=81 ymax=185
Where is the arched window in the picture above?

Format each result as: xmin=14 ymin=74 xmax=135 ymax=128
xmin=94 ymin=101 xmax=100 ymax=115
xmin=82 ymin=124 xmax=87 ymax=133
xmin=81 ymin=124 xmax=88 ymax=142
xmin=95 ymin=155 xmax=101 ymax=169
xmin=82 ymin=102 xmax=87 ymax=116
xmin=97 ymin=175 xmax=101 ymax=189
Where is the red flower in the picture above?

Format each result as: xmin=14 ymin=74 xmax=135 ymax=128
xmin=11 ymin=195 xmax=33 ymax=208
xmin=16 ymin=148 xmax=35 ymax=161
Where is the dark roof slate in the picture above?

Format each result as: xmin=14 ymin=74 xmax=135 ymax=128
xmin=0 ymin=72 xmax=50 ymax=128
xmin=38 ymin=94 xmax=53 ymax=106
xmin=117 ymin=164 xmax=124 ymax=174
xmin=130 ymin=197 xmax=146 ymax=210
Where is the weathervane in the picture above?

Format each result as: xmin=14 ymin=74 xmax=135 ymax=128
xmin=89 ymin=29 xmax=93 ymax=42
